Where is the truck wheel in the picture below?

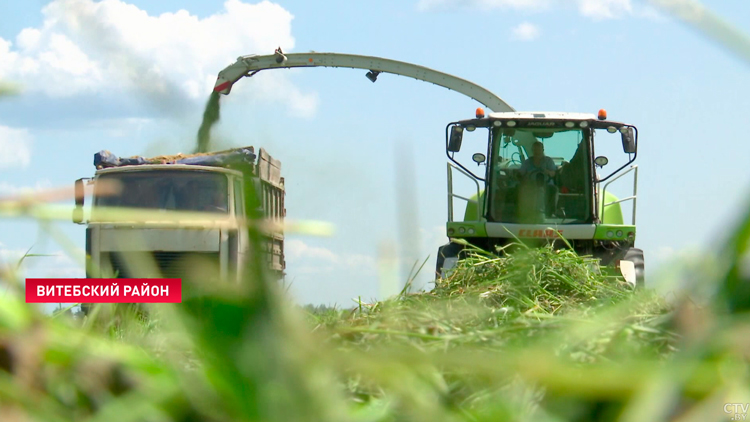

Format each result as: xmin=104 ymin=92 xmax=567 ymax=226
xmin=435 ymin=242 xmax=465 ymax=279
xmin=622 ymin=248 xmax=645 ymax=288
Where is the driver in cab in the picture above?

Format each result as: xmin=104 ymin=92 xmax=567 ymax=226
xmin=518 ymin=141 xmax=556 ymax=180
xmin=518 ymin=141 xmax=559 ymax=217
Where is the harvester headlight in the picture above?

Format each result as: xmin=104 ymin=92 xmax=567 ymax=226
xmin=606 ymin=231 xmax=614 ymax=238
xmin=468 ymin=228 xmax=475 ymax=235
xmin=627 ymin=232 xmax=635 ymax=240
xmin=458 ymin=227 xmax=466 ymax=234
xmin=448 ymin=228 xmax=455 ymax=235
xmin=565 ymin=121 xmax=575 ymax=128
xmin=619 ymin=126 xmax=629 ymax=134
xmin=616 ymin=230 xmax=623 ymax=237
xmin=466 ymin=125 xmax=476 ymax=132
xmin=493 ymin=120 xmax=502 ymax=127
xmin=579 ymin=121 xmax=589 ymax=128
xmin=607 ymin=126 xmax=617 ymax=133
xmin=507 ymin=120 xmax=517 ymax=127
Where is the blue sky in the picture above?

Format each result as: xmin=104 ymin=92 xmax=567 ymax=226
xmin=1 ymin=0 xmax=749 ymax=307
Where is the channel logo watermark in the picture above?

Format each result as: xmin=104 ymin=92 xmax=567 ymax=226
xmin=25 ymin=278 xmax=182 ymax=303
xmin=725 ymin=403 xmax=749 ymax=421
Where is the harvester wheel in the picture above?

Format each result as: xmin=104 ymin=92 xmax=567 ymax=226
xmin=623 ymin=248 xmax=645 ymax=288
xmin=435 ymin=242 xmax=465 ymax=279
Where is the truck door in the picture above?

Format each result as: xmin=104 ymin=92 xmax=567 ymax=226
xmin=232 ymin=177 xmax=248 ymax=282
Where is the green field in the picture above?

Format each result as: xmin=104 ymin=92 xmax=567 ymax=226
xmin=1 ymin=207 xmax=749 ymax=422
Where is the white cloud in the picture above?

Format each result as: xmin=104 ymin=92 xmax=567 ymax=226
xmin=0 ymin=0 xmax=317 ymax=115
xmin=647 ymin=0 xmax=703 ymax=21
xmin=0 ymin=126 xmax=33 ymax=169
xmin=286 ymin=239 xmax=376 ymax=271
xmin=650 ymin=244 xmax=706 ymax=270
xmin=284 ymin=230 xmax=454 ymax=304
xmin=236 ymin=70 xmax=320 ymax=119
xmin=654 ymin=246 xmax=675 ymax=261
xmin=0 ymin=247 xmax=27 ymax=266
xmin=0 ymin=179 xmax=53 ymax=197
xmin=0 ymin=248 xmax=83 ymax=284
xmin=576 ymin=0 xmax=632 ymax=20
xmin=417 ymin=0 xmax=634 ymax=20
xmin=420 ymin=225 xmax=447 ymax=257
xmin=635 ymin=4 xmax=666 ymax=20
xmin=287 ymin=239 xmax=339 ymax=262
xmin=511 ymin=22 xmax=541 ymax=41
xmin=86 ymin=117 xmax=154 ymax=138
xmin=32 ymin=253 xmax=84 ymax=278
xmin=417 ymin=0 xmax=551 ymax=12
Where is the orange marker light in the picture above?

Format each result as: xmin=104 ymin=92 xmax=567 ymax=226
xmin=476 ymin=107 xmax=485 ymax=118
xmin=598 ymin=109 xmax=607 ymax=120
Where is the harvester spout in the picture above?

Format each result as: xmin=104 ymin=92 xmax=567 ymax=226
xmin=212 ymin=51 xmax=515 ymax=112
xmin=213 ymin=59 xmax=252 ymax=95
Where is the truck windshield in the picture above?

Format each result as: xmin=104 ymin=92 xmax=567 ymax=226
xmin=489 ymin=127 xmax=591 ymax=224
xmin=95 ymin=170 xmax=229 ymax=213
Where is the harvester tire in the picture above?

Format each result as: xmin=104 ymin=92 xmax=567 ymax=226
xmin=623 ymin=248 xmax=645 ymax=288
xmin=435 ymin=242 xmax=465 ymax=280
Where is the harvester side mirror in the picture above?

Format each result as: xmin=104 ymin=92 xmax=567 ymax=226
xmin=472 ymin=153 xmax=486 ymax=165
xmin=621 ymin=127 xmax=636 ymax=154
xmin=73 ymin=178 xmax=84 ymax=224
xmin=448 ymin=126 xmax=464 ymax=152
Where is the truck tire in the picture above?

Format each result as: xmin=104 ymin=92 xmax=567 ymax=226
xmin=622 ymin=248 xmax=645 ymax=288
xmin=435 ymin=242 xmax=465 ymax=280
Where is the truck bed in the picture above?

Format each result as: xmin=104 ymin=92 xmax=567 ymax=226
xmin=92 ymin=145 xmax=287 ymax=278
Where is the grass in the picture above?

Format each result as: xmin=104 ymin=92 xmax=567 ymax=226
xmin=1 ymin=212 xmax=749 ymax=421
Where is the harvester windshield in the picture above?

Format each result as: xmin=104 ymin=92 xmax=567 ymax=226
xmin=446 ymin=114 xmax=637 ymax=227
xmin=490 ymin=127 xmax=591 ymax=224
xmin=95 ymin=170 xmax=229 ymax=213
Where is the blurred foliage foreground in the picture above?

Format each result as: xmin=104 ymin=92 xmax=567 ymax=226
xmin=1 ymin=227 xmax=750 ymax=422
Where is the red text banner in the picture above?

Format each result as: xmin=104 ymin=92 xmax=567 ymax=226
xmin=25 ymin=279 xmax=182 ymax=303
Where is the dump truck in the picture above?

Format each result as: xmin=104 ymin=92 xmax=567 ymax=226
xmin=73 ymin=146 xmax=285 ymax=312
xmin=212 ymin=49 xmax=644 ymax=287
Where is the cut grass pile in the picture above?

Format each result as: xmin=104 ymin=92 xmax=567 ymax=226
xmin=304 ymin=242 xmax=686 ymax=421
xmin=311 ymin=243 xmax=675 ymax=364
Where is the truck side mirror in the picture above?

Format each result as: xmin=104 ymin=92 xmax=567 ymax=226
xmin=448 ymin=126 xmax=463 ymax=152
xmin=72 ymin=208 xmax=83 ymax=224
xmin=74 ymin=179 xmax=84 ymax=207
xmin=621 ymin=127 xmax=636 ymax=154
xmin=73 ymin=179 xmax=84 ymax=224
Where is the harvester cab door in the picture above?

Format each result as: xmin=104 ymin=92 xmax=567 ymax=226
xmin=446 ymin=124 xmax=490 ymax=223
